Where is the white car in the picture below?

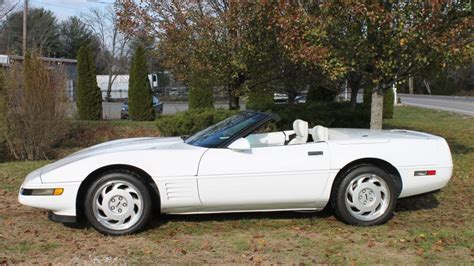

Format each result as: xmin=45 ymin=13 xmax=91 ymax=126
xmin=19 ymin=111 xmax=453 ymax=235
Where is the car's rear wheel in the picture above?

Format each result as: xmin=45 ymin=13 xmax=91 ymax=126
xmin=84 ymin=171 xmax=152 ymax=235
xmin=331 ymin=165 xmax=398 ymax=226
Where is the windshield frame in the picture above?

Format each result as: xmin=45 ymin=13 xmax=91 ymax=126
xmin=185 ymin=111 xmax=276 ymax=148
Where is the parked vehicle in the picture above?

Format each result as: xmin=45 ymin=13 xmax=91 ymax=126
xmin=121 ymin=96 xmax=163 ymax=119
xmin=19 ymin=111 xmax=452 ymax=235
xmin=295 ymin=95 xmax=306 ymax=104
xmin=274 ymin=93 xmax=288 ymax=104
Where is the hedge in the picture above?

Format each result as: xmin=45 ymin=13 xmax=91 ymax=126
xmin=156 ymin=109 xmax=238 ymax=136
xmin=189 ymin=86 xmax=214 ymax=110
xmin=270 ymin=102 xmax=370 ymax=129
xmin=156 ymin=102 xmax=369 ymax=137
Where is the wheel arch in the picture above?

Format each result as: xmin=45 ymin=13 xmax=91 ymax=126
xmin=330 ymin=158 xmax=403 ymax=201
xmin=75 ymin=164 xmax=161 ymax=221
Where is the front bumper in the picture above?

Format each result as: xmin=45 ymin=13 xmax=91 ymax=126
xmin=48 ymin=211 xmax=77 ymax=223
xmin=18 ymin=182 xmax=81 ymax=217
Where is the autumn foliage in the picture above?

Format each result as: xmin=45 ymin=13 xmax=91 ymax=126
xmin=116 ymin=1 xmax=473 ymax=128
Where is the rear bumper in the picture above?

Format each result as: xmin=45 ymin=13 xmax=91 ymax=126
xmin=399 ymin=165 xmax=453 ymax=198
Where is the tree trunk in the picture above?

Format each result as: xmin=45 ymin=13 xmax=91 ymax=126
xmin=287 ymin=89 xmax=297 ymax=104
xmin=106 ymin=72 xmax=113 ymax=102
xmin=408 ymin=76 xmax=414 ymax=94
xmin=228 ymin=86 xmax=240 ymax=110
xmin=347 ymin=73 xmax=362 ymax=110
xmin=370 ymin=85 xmax=384 ymax=130
xmin=350 ymin=87 xmax=359 ymax=110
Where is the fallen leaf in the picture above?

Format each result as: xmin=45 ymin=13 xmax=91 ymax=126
xmin=416 ymin=248 xmax=424 ymax=256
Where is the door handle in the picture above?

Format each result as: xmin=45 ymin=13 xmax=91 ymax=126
xmin=308 ymin=151 xmax=323 ymax=156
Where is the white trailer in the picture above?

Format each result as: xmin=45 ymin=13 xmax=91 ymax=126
xmin=97 ymin=74 xmax=158 ymax=100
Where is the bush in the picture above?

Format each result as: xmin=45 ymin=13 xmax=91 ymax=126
xmin=189 ymin=86 xmax=214 ymax=110
xmin=77 ymin=45 xmax=102 ymax=120
xmin=271 ymin=102 xmax=370 ymax=129
xmin=0 ymin=68 xmax=5 ymax=162
xmin=156 ymin=109 xmax=238 ymax=136
xmin=1 ymin=54 xmax=68 ymax=160
xmin=383 ymin=88 xmax=394 ymax=119
xmin=306 ymin=86 xmax=337 ymax=103
xmin=246 ymin=87 xmax=273 ymax=111
xmin=129 ymin=46 xmax=155 ymax=120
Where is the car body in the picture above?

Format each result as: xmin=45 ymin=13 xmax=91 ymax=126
xmin=19 ymin=111 xmax=453 ymax=235
xmin=121 ymin=95 xmax=163 ymax=119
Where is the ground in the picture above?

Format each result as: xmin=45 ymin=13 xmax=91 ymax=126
xmin=0 ymin=106 xmax=472 ymax=264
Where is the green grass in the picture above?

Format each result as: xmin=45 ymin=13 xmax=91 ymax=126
xmin=0 ymin=106 xmax=472 ymax=264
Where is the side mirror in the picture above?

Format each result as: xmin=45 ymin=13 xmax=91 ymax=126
xmin=228 ymin=138 xmax=251 ymax=151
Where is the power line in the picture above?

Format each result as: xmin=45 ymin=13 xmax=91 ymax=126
xmin=29 ymin=0 xmax=89 ymax=11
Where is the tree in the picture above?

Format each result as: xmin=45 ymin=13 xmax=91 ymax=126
xmin=277 ymin=2 xmax=472 ymax=129
xmin=128 ymin=46 xmax=154 ymax=121
xmin=82 ymin=7 xmax=131 ymax=101
xmin=246 ymin=86 xmax=274 ymax=111
xmin=76 ymin=46 xmax=102 ymax=120
xmin=0 ymin=0 xmax=19 ymax=20
xmin=58 ymin=16 xmax=98 ymax=59
xmin=383 ymin=87 xmax=394 ymax=119
xmin=117 ymin=1 xmax=284 ymax=110
xmin=0 ymin=8 xmax=61 ymax=56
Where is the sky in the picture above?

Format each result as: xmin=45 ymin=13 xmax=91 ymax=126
xmin=26 ymin=0 xmax=114 ymax=21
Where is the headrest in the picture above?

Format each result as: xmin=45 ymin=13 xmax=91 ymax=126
xmin=293 ymin=119 xmax=308 ymax=138
xmin=311 ymin=125 xmax=328 ymax=142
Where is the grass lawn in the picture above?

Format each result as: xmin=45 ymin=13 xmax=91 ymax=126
xmin=0 ymin=106 xmax=472 ymax=264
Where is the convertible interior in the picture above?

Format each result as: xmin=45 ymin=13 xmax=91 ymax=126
xmin=245 ymin=119 xmax=329 ymax=148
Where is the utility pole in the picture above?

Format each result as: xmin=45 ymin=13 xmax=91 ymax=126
xmin=22 ymin=0 xmax=27 ymax=56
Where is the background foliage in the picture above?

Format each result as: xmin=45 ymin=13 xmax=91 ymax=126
xmin=1 ymin=53 xmax=67 ymax=160
xmin=76 ymin=45 xmax=102 ymax=120
xmin=128 ymin=46 xmax=155 ymax=121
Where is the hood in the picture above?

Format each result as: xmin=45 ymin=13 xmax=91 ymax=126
xmin=40 ymin=137 xmax=183 ymax=177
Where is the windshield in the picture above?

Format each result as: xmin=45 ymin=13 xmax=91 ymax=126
xmin=185 ymin=111 xmax=268 ymax=148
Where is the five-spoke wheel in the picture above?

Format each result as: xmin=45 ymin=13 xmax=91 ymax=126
xmin=332 ymin=165 xmax=399 ymax=226
xmin=84 ymin=171 xmax=152 ymax=235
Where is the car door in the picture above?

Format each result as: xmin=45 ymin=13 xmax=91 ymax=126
xmin=196 ymin=142 xmax=330 ymax=211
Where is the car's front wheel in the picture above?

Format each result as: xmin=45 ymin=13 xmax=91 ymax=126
xmin=331 ymin=165 xmax=398 ymax=226
xmin=84 ymin=171 xmax=152 ymax=235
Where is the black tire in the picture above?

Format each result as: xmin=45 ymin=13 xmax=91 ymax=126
xmin=331 ymin=165 xmax=399 ymax=226
xmin=84 ymin=170 xmax=153 ymax=235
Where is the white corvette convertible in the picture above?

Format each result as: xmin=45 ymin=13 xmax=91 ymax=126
xmin=19 ymin=111 xmax=453 ymax=235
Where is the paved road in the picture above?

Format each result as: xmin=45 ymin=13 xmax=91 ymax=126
xmin=89 ymin=94 xmax=474 ymax=119
xmin=398 ymin=94 xmax=474 ymax=116
xmin=161 ymin=102 xmax=242 ymax=115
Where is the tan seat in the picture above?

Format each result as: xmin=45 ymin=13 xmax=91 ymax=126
xmin=288 ymin=119 xmax=308 ymax=145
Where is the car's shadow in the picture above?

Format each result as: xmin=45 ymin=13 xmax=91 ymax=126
xmin=395 ymin=191 xmax=440 ymax=212
xmin=148 ymin=208 xmax=333 ymax=229
xmin=148 ymin=191 xmax=440 ymax=229
xmin=64 ymin=191 xmax=440 ymax=231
